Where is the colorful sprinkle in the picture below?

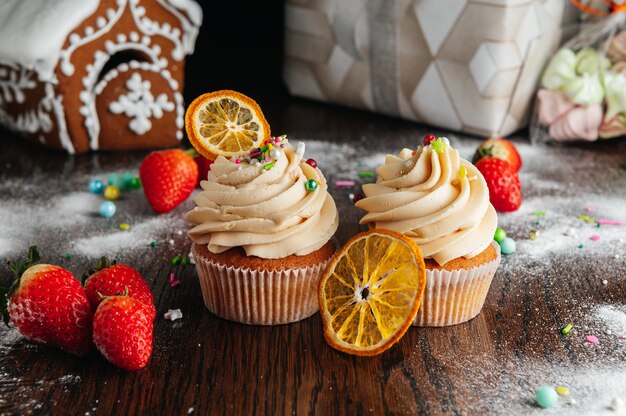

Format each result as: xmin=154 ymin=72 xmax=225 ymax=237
xmin=169 ymin=273 xmax=175 ymax=283
xmin=270 ymin=149 xmax=281 ymax=159
xmin=578 ymin=244 xmax=584 ymax=248
xmin=164 ymin=309 xmax=182 ymax=321
xmin=149 ymin=241 xmax=157 ymax=247
xmin=590 ymin=235 xmax=600 ymax=241
xmin=529 ymin=230 xmax=538 ymax=240
xmin=422 ymin=134 xmax=436 ymax=146
xmin=65 ymin=252 xmax=72 ymax=261
xmin=561 ymin=323 xmax=573 ymax=335
xmin=597 ymin=219 xmax=623 ymax=225
xmin=534 ymin=221 xmax=541 ymax=226
xmin=619 ymin=334 xmax=626 ymax=340
xmin=171 ymin=280 xmax=181 ymax=287
xmin=263 ymin=162 xmax=275 ymax=170
xmin=352 ymin=193 xmax=363 ymax=203
xmin=430 ymin=138 xmax=446 ymax=153
xmin=103 ymin=185 xmax=120 ymax=201
xmin=99 ymin=201 xmax=116 ymax=218
xmin=181 ymin=257 xmax=188 ymax=266
xmin=305 ymin=179 xmax=318 ymax=192
xmin=171 ymin=255 xmax=181 ymax=265
xmin=306 ymin=158 xmax=318 ymax=169
xmin=359 ymin=171 xmax=373 ymax=178
xmin=335 ymin=180 xmax=355 ymax=187
xmin=578 ymin=214 xmax=594 ymax=223
xmin=494 ymin=228 xmax=507 ymax=243
xmin=555 ymin=386 xmax=569 ymax=396
xmin=532 ymin=210 xmax=546 ymax=216
xmin=88 ymin=179 xmax=104 ymax=194
xmin=458 ymin=166 xmax=467 ymax=179
xmin=119 ymin=223 xmax=130 ymax=230
xmin=535 ymin=386 xmax=558 ymax=409
xmin=584 ymin=335 xmax=599 ymax=345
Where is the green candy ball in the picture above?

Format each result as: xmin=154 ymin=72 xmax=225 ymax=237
xmin=494 ymin=228 xmax=507 ymax=243
xmin=535 ymin=386 xmax=558 ymax=409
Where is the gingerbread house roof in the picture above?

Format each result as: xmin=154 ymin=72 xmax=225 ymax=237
xmin=0 ymin=0 xmax=202 ymax=82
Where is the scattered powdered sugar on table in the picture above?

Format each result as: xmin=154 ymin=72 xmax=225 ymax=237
xmin=0 ymin=177 xmax=193 ymax=259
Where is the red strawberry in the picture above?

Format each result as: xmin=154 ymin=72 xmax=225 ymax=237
xmin=472 ymin=137 xmax=522 ymax=172
xmin=1 ymin=247 xmax=94 ymax=356
xmin=139 ymin=149 xmax=198 ymax=213
xmin=83 ymin=257 xmax=156 ymax=321
xmin=475 ymin=157 xmax=522 ymax=212
xmin=93 ymin=294 xmax=153 ymax=371
xmin=194 ymin=154 xmax=213 ymax=186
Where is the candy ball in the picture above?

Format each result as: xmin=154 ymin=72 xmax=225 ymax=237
xmin=88 ymin=179 xmax=104 ymax=194
xmin=269 ymin=149 xmax=281 ymax=159
xmin=500 ymin=237 xmax=516 ymax=255
xmin=423 ymin=134 xmax=436 ymax=146
xmin=305 ymin=179 xmax=318 ymax=192
xmin=129 ymin=177 xmax=142 ymax=190
xmin=306 ymin=158 xmax=318 ymax=169
xmin=99 ymin=201 xmax=116 ymax=218
xmin=107 ymin=173 xmax=124 ymax=188
xmin=121 ymin=172 xmax=135 ymax=190
xmin=494 ymin=228 xmax=507 ymax=243
xmin=535 ymin=386 xmax=558 ymax=409
xmin=104 ymin=185 xmax=121 ymax=201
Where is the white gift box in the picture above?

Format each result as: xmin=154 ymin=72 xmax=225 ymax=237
xmin=284 ymin=0 xmax=579 ymax=137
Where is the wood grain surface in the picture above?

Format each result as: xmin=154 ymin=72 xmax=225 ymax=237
xmin=1 ymin=90 xmax=625 ymax=416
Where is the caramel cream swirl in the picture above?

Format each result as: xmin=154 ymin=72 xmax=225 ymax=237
xmin=355 ymin=143 xmax=497 ymax=265
xmin=185 ymin=144 xmax=338 ymax=259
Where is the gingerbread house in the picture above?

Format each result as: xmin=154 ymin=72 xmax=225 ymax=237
xmin=0 ymin=0 xmax=202 ymax=153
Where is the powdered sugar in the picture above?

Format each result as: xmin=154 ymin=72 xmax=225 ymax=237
xmin=0 ymin=177 xmax=194 ymax=260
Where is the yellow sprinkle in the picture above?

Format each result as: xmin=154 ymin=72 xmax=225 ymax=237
xmin=459 ymin=166 xmax=467 ymax=179
xmin=578 ymin=214 xmax=594 ymax=223
xmin=267 ymin=143 xmax=273 ymax=151
xmin=556 ymin=386 xmax=569 ymax=396
xmin=119 ymin=223 xmax=130 ymax=230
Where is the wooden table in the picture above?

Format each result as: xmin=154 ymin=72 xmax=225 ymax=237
xmin=1 ymin=91 xmax=625 ymax=415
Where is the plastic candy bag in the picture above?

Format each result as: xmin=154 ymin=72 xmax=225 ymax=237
xmin=531 ymin=13 xmax=626 ymax=143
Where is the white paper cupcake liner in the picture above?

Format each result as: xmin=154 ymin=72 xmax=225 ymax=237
xmin=192 ymin=245 xmax=331 ymax=325
xmin=413 ymin=242 xmax=501 ymax=327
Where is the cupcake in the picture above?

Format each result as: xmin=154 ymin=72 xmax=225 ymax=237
xmin=185 ymin=137 xmax=339 ymax=325
xmin=355 ymin=137 xmax=500 ymax=326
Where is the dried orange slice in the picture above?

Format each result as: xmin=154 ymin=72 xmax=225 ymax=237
xmin=185 ymin=90 xmax=271 ymax=160
xmin=319 ymin=229 xmax=426 ymax=356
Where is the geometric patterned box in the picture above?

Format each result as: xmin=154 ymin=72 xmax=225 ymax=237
xmin=284 ymin=0 xmax=579 ymax=137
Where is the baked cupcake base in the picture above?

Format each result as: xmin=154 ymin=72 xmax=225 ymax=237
xmin=413 ymin=242 xmax=501 ymax=327
xmin=192 ymin=242 xmax=335 ymax=325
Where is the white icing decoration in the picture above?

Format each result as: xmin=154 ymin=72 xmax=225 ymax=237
xmin=0 ymin=0 xmax=99 ymax=81
xmin=109 ymin=72 xmax=174 ymax=135
xmin=46 ymin=83 xmax=75 ymax=154
xmin=0 ymin=65 xmax=37 ymax=105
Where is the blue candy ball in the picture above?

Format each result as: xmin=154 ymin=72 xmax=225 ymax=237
xmin=121 ymin=172 xmax=135 ymax=191
xmin=88 ymin=179 xmax=104 ymax=194
xmin=99 ymin=201 xmax=116 ymax=218
xmin=107 ymin=173 xmax=124 ymax=188
xmin=500 ymin=237 xmax=516 ymax=255
xmin=535 ymin=386 xmax=558 ymax=408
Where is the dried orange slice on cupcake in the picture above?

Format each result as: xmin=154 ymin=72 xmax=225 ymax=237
xmin=319 ymin=229 xmax=426 ymax=356
xmin=185 ymin=90 xmax=271 ymax=160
